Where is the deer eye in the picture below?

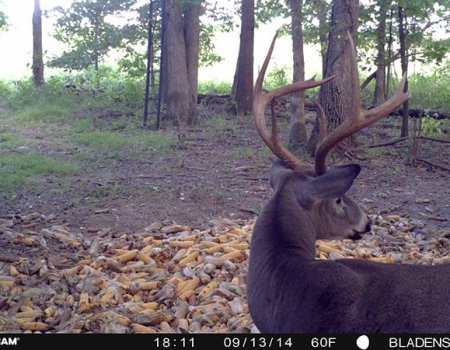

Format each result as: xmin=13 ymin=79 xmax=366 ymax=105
xmin=336 ymin=198 xmax=342 ymax=205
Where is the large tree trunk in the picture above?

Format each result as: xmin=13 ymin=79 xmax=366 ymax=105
xmin=398 ymin=5 xmax=409 ymax=137
xmin=374 ymin=0 xmax=388 ymax=105
xmin=32 ymin=0 xmax=44 ymax=87
xmin=183 ymin=0 xmax=201 ymax=106
xmin=230 ymin=0 xmax=254 ymax=116
xmin=288 ymin=0 xmax=307 ymax=153
xmin=307 ymin=0 xmax=359 ymax=156
xmin=161 ymin=0 xmax=197 ymax=126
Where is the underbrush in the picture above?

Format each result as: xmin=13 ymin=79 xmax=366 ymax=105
xmin=408 ymin=64 xmax=450 ymax=111
xmin=0 ymin=67 xmax=175 ymax=192
xmin=361 ymin=62 xmax=450 ymax=111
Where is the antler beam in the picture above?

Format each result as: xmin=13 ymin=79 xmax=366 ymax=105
xmin=314 ymin=33 xmax=411 ymax=175
xmin=254 ymin=33 xmax=335 ymax=170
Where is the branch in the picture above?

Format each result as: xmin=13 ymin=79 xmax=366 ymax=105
xmin=368 ymin=137 xmax=409 ymax=148
xmin=418 ymin=136 xmax=450 ymax=144
xmin=368 ymin=136 xmax=450 ymax=149
xmin=361 ymin=52 xmax=401 ymax=92
xmin=414 ymin=158 xmax=450 ymax=172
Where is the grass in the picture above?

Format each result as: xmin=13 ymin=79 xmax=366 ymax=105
xmin=1 ymin=65 xmax=449 ymax=194
xmin=70 ymin=128 xmax=176 ymax=153
xmin=0 ymin=152 xmax=79 ymax=191
xmin=232 ymin=146 xmax=255 ymax=160
xmin=0 ymin=132 xmax=36 ymax=149
xmin=198 ymin=80 xmax=231 ymax=95
xmin=14 ymin=102 xmax=75 ymax=126
xmin=0 ymin=70 xmax=178 ymax=192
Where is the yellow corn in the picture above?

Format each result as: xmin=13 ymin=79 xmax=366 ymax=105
xmin=198 ymin=280 xmax=218 ymax=299
xmin=117 ymin=250 xmax=138 ymax=263
xmin=179 ymin=251 xmax=199 ymax=267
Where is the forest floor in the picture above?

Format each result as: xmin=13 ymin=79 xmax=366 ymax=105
xmin=0 ymin=99 xmax=449 ymax=333
xmin=1 ymin=101 xmax=449 ymax=232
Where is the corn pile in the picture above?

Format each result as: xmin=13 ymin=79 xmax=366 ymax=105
xmin=0 ymin=212 xmax=448 ymax=333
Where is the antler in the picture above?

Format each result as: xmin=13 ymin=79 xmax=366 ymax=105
xmin=314 ymin=33 xmax=412 ymax=175
xmin=254 ymin=33 xmax=335 ymax=170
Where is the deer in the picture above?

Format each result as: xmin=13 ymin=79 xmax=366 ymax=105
xmin=247 ymin=33 xmax=450 ymax=333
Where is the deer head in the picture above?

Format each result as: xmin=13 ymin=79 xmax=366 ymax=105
xmin=245 ymin=34 xmax=450 ymax=334
xmin=252 ymin=32 xmax=410 ymax=243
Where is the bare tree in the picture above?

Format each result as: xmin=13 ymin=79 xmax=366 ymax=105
xmin=32 ymin=0 xmax=44 ymax=86
xmin=230 ymin=0 xmax=254 ymax=116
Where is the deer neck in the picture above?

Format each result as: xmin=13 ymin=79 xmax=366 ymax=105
xmin=254 ymin=179 xmax=317 ymax=260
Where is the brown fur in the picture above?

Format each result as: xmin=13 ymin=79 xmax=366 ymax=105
xmin=247 ymin=161 xmax=450 ymax=333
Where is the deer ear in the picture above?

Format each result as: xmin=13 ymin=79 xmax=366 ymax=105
xmin=270 ymin=159 xmax=292 ymax=189
xmin=297 ymin=164 xmax=361 ymax=208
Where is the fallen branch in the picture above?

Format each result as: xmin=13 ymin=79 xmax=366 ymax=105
xmin=418 ymin=136 xmax=450 ymax=144
xmin=368 ymin=136 xmax=450 ymax=149
xmin=414 ymin=158 xmax=450 ymax=172
xmin=368 ymin=137 xmax=409 ymax=148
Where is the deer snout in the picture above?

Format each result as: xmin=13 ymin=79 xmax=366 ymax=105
xmin=350 ymin=215 xmax=372 ymax=240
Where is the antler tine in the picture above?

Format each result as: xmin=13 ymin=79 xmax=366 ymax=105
xmin=254 ymin=33 xmax=335 ymax=170
xmin=314 ymin=32 xmax=411 ymax=175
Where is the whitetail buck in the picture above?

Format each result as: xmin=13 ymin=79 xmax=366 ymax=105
xmin=247 ymin=34 xmax=450 ymax=333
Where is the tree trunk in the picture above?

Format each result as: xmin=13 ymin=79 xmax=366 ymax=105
xmin=386 ymin=8 xmax=394 ymax=97
xmin=314 ymin=0 xmax=329 ymax=76
xmin=183 ymin=0 xmax=201 ymax=106
xmin=307 ymin=0 xmax=359 ymax=156
xmin=288 ymin=0 xmax=307 ymax=153
xmin=32 ymin=0 xmax=44 ymax=87
xmin=162 ymin=0 xmax=197 ymax=126
xmin=374 ymin=0 xmax=388 ymax=105
xmin=230 ymin=0 xmax=254 ymax=116
xmin=398 ymin=5 xmax=409 ymax=137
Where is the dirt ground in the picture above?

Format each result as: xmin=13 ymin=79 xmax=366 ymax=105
xmin=1 ymin=106 xmax=449 ymax=234
xmin=0 ymin=100 xmax=449 ymax=333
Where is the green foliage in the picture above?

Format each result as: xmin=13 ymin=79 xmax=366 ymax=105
xmin=0 ymin=70 xmax=177 ymax=191
xmin=421 ymin=37 xmax=450 ymax=64
xmin=0 ymin=1 xmax=7 ymax=31
xmin=303 ymin=0 xmax=331 ymax=46
xmin=0 ymin=152 xmax=78 ymax=191
xmin=47 ymin=0 xmax=138 ymax=77
xmin=421 ymin=115 xmax=448 ymax=136
xmin=0 ymin=80 xmax=13 ymax=102
xmin=255 ymin=0 xmax=289 ymax=24
xmin=198 ymin=80 xmax=231 ymax=94
xmin=0 ymin=133 xmax=35 ymax=150
xmin=2 ymin=68 xmax=145 ymax=123
xmin=408 ymin=61 xmax=450 ymax=111
xmin=70 ymin=129 xmax=176 ymax=152
xmin=0 ymin=11 xmax=6 ymax=31
xmin=199 ymin=25 xmax=223 ymax=66
xmin=359 ymin=0 xmax=450 ymax=68
xmin=265 ymin=65 xmax=291 ymax=89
